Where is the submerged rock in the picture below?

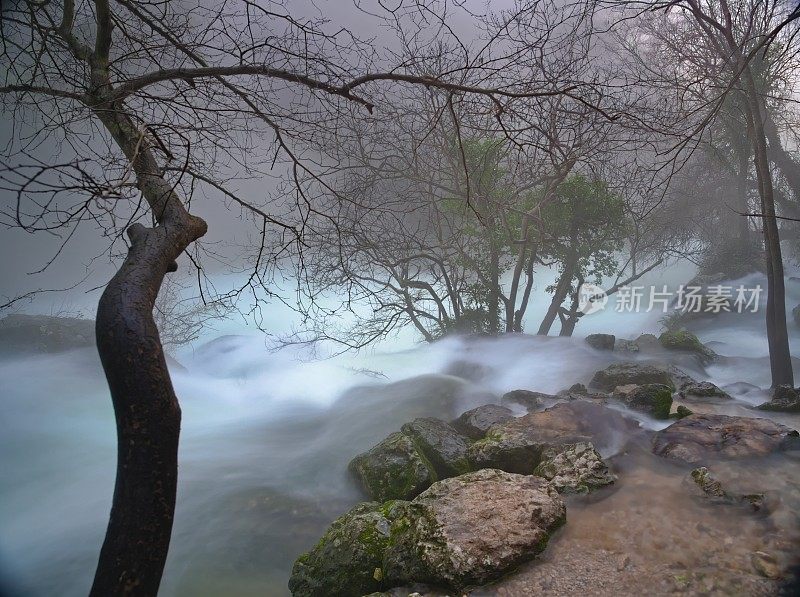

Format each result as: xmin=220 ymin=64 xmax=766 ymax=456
xmin=586 ymin=333 xmax=615 ymax=351
xmin=384 ymin=469 xmax=566 ymax=590
xmin=757 ymin=385 xmax=800 ymax=413
xmin=400 ymin=418 xmax=471 ymax=478
xmin=349 ymin=432 xmax=434 ymax=501
xmin=751 ymin=551 xmax=781 ymax=579
xmin=534 ymin=442 xmax=616 ymax=493
xmin=793 ymin=304 xmax=800 ymax=328
xmin=722 ymin=381 xmax=764 ymax=396
xmin=443 ymin=360 xmax=494 ymax=382
xmin=452 ymin=404 xmax=514 ymax=440
xmin=612 ymin=383 xmax=673 ymax=419
xmin=652 ymin=414 xmax=799 ymax=463
xmin=590 ymin=362 xmax=675 ymax=392
xmin=291 ymin=470 xmax=566 ymax=595
xmin=685 ymin=467 xmax=765 ymax=511
xmin=678 ymin=381 xmax=731 ymax=401
xmin=501 ymin=389 xmax=552 ymax=411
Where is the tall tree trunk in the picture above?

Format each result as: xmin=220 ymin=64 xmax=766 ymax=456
xmin=743 ymin=70 xmax=794 ymax=387
xmin=90 ymin=106 xmax=207 ymax=595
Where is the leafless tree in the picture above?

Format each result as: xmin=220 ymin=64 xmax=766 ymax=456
xmin=1 ymin=0 xmax=611 ymax=592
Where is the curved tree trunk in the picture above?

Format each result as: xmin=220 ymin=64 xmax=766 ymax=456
xmin=91 ymin=224 xmax=186 ymax=595
xmin=90 ymin=106 xmax=208 ymax=595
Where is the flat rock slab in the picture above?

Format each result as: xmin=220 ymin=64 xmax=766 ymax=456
xmin=652 ymin=414 xmax=799 ymax=463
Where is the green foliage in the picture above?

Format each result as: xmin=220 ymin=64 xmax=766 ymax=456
xmin=540 ymin=175 xmax=628 ymax=289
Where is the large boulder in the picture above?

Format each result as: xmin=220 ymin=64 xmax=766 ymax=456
xmin=349 ymin=432 xmax=435 ymax=501
xmin=400 ymin=418 xmax=471 ymax=478
xmin=612 ymin=383 xmax=673 ymax=419
xmin=469 ymin=402 xmax=641 ymax=473
xmin=451 ymin=405 xmax=514 ymax=440
xmin=0 ymin=314 xmax=95 ymax=355
xmin=757 ymin=385 xmax=800 ymax=413
xmin=290 ymin=470 xmax=566 ymax=595
xmin=678 ymin=381 xmax=732 ymax=402
xmin=533 ymin=442 xmax=616 ymax=494
xmin=383 ymin=469 xmax=566 ymax=590
xmin=288 ymin=502 xmax=394 ymax=597
xmin=658 ymin=330 xmax=717 ymax=364
xmin=586 ymin=333 xmax=615 ymax=351
xmin=590 ymin=362 xmax=675 ymax=392
xmin=652 ymin=414 xmax=799 ymax=463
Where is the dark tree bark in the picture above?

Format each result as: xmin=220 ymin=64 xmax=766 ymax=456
xmin=537 ymin=252 xmax=577 ymax=335
xmin=742 ymin=70 xmax=794 ymax=387
xmin=90 ymin=105 xmax=207 ymax=595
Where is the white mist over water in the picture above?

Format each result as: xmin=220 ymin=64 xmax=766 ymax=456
xmin=0 ymin=269 xmax=799 ymax=596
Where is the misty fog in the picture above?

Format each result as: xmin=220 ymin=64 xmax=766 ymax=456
xmin=2 ymin=1 xmax=800 ymax=596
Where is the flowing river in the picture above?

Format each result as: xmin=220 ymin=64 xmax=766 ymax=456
xmin=1 ymin=273 xmax=799 ymax=596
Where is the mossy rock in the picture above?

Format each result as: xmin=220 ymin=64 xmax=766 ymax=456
xmin=288 ymin=502 xmax=397 ymax=597
xmin=291 ymin=471 xmax=566 ymax=595
xmin=349 ymin=432 xmax=435 ymax=501
xmin=658 ymin=330 xmax=716 ymax=364
xmin=757 ymin=385 xmax=800 ymax=413
xmin=400 ymin=418 xmax=472 ymax=477
xmin=675 ymin=405 xmax=693 ymax=419
xmin=613 ymin=384 xmax=673 ymax=420
xmin=590 ymin=362 xmax=675 ymax=392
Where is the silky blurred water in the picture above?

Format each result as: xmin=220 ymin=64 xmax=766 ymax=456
xmin=0 ymin=270 xmax=799 ymax=596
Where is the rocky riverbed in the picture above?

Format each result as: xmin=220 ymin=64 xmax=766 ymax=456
xmin=2 ymin=324 xmax=800 ymax=596
xmin=289 ymin=332 xmax=800 ymax=596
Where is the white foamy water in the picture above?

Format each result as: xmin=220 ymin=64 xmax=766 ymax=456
xmin=0 ymin=270 xmax=798 ymax=596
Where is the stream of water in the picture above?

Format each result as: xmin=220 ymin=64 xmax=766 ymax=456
xmin=1 ymin=274 xmax=799 ymax=596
